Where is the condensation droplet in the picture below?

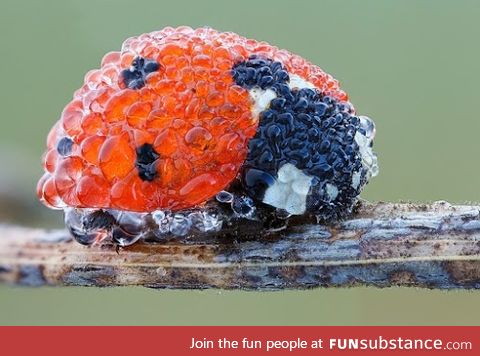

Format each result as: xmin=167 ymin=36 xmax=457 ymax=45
xmin=231 ymin=196 xmax=256 ymax=219
xmin=152 ymin=210 xmax=170 ymax=237
xmin=115 ymin=211 xmax=147 ymax=234
xmin=64 ymin=208 xmax=99 ymax=245
xmin=189 ymin=211 xmax=223 ymax=232
xmin=169 ymin=214 xmax=192 ymax=236
xmin=215 ymin=190 xmax=233 ymax=203
xmin=112 ymin=226 xmax=143 ymax=246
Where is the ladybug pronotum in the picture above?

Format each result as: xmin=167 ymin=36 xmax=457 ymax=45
xmin=37 ymin=26 xmax=378 ymax=246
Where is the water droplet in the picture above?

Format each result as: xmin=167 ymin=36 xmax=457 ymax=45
xmin=112 ymin=226 xmax=143 ymax=246
xmin=358 ymin=116 xmax=376 ymax=140
xmin=215 ymin=190 xmax=233 ymax=203
xmin=64 ymin=208 xmax=99 ymax=245
xmin=115 ymin=211 xmax=146 ymax=234
xmin=231 ymin=196 xmax=256 ymax=219
xmin=169 ymin=214 xmax=192 ymax=236
xmin=189 ymin=211 xmax=223 ymax=232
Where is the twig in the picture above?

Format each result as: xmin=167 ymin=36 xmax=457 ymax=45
xmin=1 ymin=201 xmax=480 ymax=289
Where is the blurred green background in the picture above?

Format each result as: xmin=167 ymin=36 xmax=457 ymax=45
xmin=1 ymin=0 xmax=479 ymax=325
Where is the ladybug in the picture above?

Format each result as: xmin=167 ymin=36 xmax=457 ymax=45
xmin=37 ymin=26 xmax=378 ymax=246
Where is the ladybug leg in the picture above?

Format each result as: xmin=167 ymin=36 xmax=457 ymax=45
xmin=93 ymin=231 xmax=109 ymax=245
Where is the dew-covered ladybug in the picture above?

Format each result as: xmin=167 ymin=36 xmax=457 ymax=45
xmin=37 ymin=26 xmax=378 ymax=246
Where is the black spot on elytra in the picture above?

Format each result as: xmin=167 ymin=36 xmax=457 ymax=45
xmin=135 ymin=143 xmax=160 ymax=181
xmin=121 ymin=56 xmax=160 ymax=89
xmin=57 ymin=137 xmax=73 ymax=156
xmin=232 ymin=55 xmax=368 ymax=219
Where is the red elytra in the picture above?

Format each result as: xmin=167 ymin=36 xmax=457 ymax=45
xmin=37 ymin=26 xmax=349 ymax=213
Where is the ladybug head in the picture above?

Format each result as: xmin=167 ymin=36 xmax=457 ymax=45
xmin=232 ymin=56 xmax=378 ymax=218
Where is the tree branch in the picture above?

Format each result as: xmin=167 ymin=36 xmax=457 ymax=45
xmin=1 ymin=201 xmax=480 ymax=289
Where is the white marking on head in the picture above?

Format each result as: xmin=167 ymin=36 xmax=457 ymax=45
xmin=355 ymin=116 xmax=379 ymax=179
xmin=249 ymin=88 xmax=277 ymax=118
xmin=263 ymin=163 xmax=313 ymax=215
xmin=288 ymin=74 xmax=316 ymax=90
xmin=247 ymin=74 xmax=317 ymax=120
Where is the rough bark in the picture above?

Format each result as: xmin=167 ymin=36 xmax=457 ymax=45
xmin=1 ymin=201 xmax=480 ymax=290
